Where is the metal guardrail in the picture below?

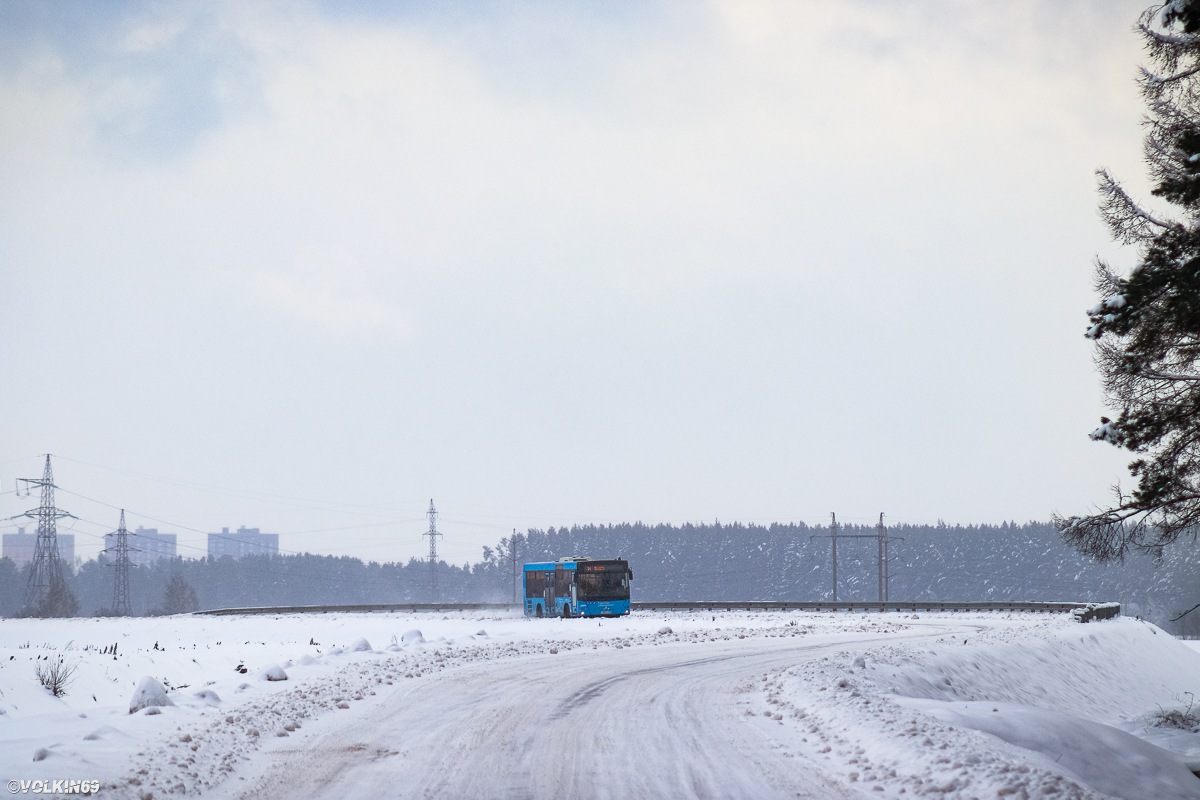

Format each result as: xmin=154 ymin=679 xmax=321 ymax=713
xmin=631 ymin=601 xmax=1101 ymax=613
xmin=196 ymin=600 xmax=1118 ymax=617
xmin=196 ymin=603 xmax=515 ymax=616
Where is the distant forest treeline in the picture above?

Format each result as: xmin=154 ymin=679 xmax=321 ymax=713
xmin=2 ymin=520 xmax=1197 ymax=631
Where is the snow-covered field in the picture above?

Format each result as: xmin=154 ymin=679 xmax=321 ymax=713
xmin=2 ymin=610 xmax=1199 ymax=799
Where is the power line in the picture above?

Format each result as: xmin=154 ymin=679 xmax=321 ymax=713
xmin=60 ymin=512 xmax=456 ymax=595
xmin=51 ymin=454 xmax=425 ymax=519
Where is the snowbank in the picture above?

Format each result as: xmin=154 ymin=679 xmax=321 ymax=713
xmin=901 ymin=699 xmax=1200 ymax=800
xmin=757 ymin=615 xmax=1200 ymax=799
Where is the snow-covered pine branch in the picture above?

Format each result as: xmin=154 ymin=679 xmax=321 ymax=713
xmin=1096 ymin=169 xmax=1182 ymax=244
xmin=1062 ymin=0 xmax=1200 ymax=563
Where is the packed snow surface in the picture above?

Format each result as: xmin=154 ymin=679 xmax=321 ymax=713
xmin=0 ymin=610 xmax=1198 ymax=799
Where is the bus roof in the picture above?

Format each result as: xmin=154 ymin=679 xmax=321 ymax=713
xmin=523 ymin=558 xmax=627 ymax=571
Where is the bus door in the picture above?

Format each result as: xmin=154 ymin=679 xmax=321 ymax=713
xmin=555 ymin=565 xmax=573 ymax=616
xmin=544 ymin=571 xmax=555 ymax=616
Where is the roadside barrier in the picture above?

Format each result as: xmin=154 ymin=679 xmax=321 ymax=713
xmin=195 ymin=600 xmax=1119 ymax=619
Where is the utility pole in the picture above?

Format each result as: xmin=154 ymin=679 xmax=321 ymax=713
xmin=510 ymin=529 xmax=518 ymax=605
xmin=15 ymin=455 xmax=74 ymax=612
xmin=811 ymin=512 xmax=898 ymax=605
xmin=103 ymin=509 xmax=135 ymax=616
xmin=830 ymin=512 xmax=838 ymax=602
xmin=883 ymin=519 xmax=902 ymax=602
xmin=877 ymin=512 xmax=885 ymax=603
xmin=424 ymin=500 xmax=442 ymax=602
xmin=883 ymin=532 xmax=890 ymax=602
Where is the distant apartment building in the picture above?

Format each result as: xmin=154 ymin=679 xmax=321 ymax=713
xmin=208 ymin=526 xmax=279 ymax=560
xmin=103 ymin=526 xmax=177 ymax=566
xmin=2 ymin=528 xmax=75 ymax=569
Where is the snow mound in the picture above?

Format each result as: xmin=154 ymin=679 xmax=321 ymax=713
xmin=903 ymin=699 xmax=1200 ymax=800
xmin=401 ymin=630 xmax=425 ymax=644
xmin=193 ymin=689 xmax=221 ymax=705
xmin=475 ymin=630 xmax=488 ymax=637
xmin=657 ymin=626 xmax=673 ymax=635
xmin=32 ymin=748 xmax=49 ymax=762
xmin=348 ymin=638 xmax=372 ymax=652
xmin=878 ymin=620 xmax=1200 ymax=726
xmin=298 ymin=655 xmax=319 ymax=666
xmin=83 ymin=726 xmax=121 ymax=741
xmin=129 ymin=676 xmax=175 ymax=714
xmin=259 ymin=664 xmax=288 ymax=682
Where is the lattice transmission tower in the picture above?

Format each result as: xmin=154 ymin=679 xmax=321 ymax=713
xmin=103 ymin=509 xmax=136 ymax=616
xmin=424 ymin=499 xmax=442 ymax=602
xmin=15 ymin=455 xmax=75 ymax=611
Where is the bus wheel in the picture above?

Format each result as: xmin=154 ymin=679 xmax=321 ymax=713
xmin=536 ymin=605 xmax=543 ymax=618
xmin=562 ymin=604 xmax=570 ymax=618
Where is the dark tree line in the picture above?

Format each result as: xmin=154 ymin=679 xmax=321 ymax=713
xmin=485 ymin=520 xmax=1193 ymax=627
xmin=4 ymin=519 xmax=1197 ymax=631
xmin=0 ymin=552 xmax=508 ymax=618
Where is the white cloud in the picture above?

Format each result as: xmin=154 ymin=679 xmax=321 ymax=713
xmin=121 ymin=18 xmax=189 ymax=54
xmin=241 ymin=250 xmax=412 ymax=339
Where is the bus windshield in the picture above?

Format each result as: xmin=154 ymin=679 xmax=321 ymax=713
xmin=575 ymin=570 xmax=629 ymax=601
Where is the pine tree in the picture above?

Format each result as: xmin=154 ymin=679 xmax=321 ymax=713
xmin=1057 ymin=1 xmax=1200 ymax=559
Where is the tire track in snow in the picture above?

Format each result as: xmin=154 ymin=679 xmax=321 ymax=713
xmin=210 ymin=620 xmax=971 ymax=800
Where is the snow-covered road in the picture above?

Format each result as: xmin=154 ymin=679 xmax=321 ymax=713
xmin=219 ymin=623 xmax=967 ymax=800
xmin=6 ymin=611 xmax=1200 ymax=800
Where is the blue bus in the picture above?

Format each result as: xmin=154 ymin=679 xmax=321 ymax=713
xmin=523 ymin=557 xmax=632 ymax=618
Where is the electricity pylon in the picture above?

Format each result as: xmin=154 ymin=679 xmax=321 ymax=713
xmin=424 ymin=500 xmax=442 ymax=602
xmin=103 ymin=509 xmax=135 ymax=616
xmin=15 ymin=455 xmax=75 ymax=611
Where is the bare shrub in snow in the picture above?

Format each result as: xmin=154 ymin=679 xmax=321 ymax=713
xmin=35 ymin=655 xmax=79 ymax=697
xmin=1152 ymin=693 xmax=1200 ymax=730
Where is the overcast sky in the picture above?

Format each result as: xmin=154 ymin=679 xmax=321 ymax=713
xmin=0 ymin=0 xmax=1155 ymax=565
